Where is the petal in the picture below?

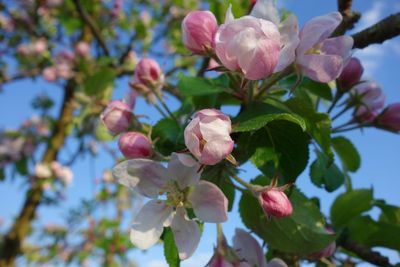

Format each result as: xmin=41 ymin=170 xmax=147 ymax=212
xmin=224 ymin=4 xmax=234 ymax=23
xmin=171 ymin=208 xmax=201 ymax=260
xmin=113 ymin=159 xmax=168 ymax=198
xmin=167 ymin=153 xmax=201 ymax=189
xmin=250 ymin=0 xmax=280 ymax=25
xmin=320 ymin=36 xmax=353 ymax=59
xmin=200 ymin=139 xmax=234 ymax=165
xmin=297 ymin=54 xmax=343 ymax=82
xmin=199 ymin=117 xmax=232 ymax=142
xmin=275 ymin=15 xmax=299 ymax=72
xmin=130 ymin=200 xmax=173 ymax=249
xmin=297 ymin=12 xmax=342 ymax=55
xmin=188 ymin=180 xmax=228 ymax=222
xmin=267 ymin=258 xmax=288 ymax=267
xmin=233 ymin=228 xmax=267 ymax=267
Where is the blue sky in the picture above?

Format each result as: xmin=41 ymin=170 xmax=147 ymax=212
xmin=1 ymin=0 xmax=400 ymax=266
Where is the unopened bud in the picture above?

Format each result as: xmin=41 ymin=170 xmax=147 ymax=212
xmin=337 ymin=57 xmax=363 ymax=92
xmin=259 ymin=188 xmax=293 ymax=218
xmin=100 ymin=100 xmax=133 ymax=135
xmin=118 ymin=132 xmax=152 ymax=159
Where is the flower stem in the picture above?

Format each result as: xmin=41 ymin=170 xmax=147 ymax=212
xmin=229 ymin=173 xmax=257 ymax=192
xmin=255 ymin=65 xmax=294 ymax=98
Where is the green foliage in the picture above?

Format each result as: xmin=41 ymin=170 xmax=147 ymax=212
xmin=332 ymin=136 xmax=361 ymax=172
xmin=239 ymin=176 xmax=336 ymax=254
xmin=152 ymin=118 xmax=184 ymax=155
xmin=310 ymin=150 xmax=345 ymax=192
xmin=95 ymin=122 xmax=115 ymax=141
xmin=177 ymin=75 xmax=228 ymax=97
xmin=163 ymin=228 xmax=181 ymax=267
xmin=83 ymin=67 xmax=115 ymax=96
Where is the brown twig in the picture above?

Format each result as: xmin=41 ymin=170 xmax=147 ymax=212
xmin=352 ymin=12 xmax=400 ymax=49
xmin=334 ymin=0 xmax=361 ymax=36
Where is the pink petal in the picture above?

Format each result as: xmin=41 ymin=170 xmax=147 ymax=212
xmin=199 ymin=117 xmax=232 ymax=142
xmin=297 ymin=54 xmax=343 ymax=82
xmin=113 ymin=159 xmax=168 ymax=198
xmin=320 ymin=36 xmax=353 ymax=59
xmin=171 ymin=208 xmax=201 ymax=260
xmin=130 ymin=200 xmax=173 ymax=249
xmin=250 ymin=0 xmax=280 ymax=25
xmin=188 ymin=180 xmax=228 ymax=222
xmin=267 ymin=258 xmax=288 ymax=267
xmin=200 ymin=139 xmax=234 ymax=165
xmin=224 ymin=4 xmax=234 ymax=23
xmin=167 ymin=153 xmax=201 ymax=189
xmin=233 ymin=229 xmax=267 ymax=267
xmin=275 ymin=15 xmax=299 ymax=72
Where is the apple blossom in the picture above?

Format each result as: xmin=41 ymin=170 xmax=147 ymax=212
xmin=296 ymin=12 xmax=353 ymax=82
xmin=259 ymin=188 xmax=293 ymax=218
xmin=113 ymin=153 xmax=228 ymax=260
xmin=352 ymin=82 xmax=385 ymax=123
xmin=215 ymin=5 xmax=281 ymax=80
xmin=337 ymin=57 xmax=363 ymax=91
xmin=75 ymin=41 xmax=91 ymax=57
xmin=184 ymin=109 xmax=234 ymax=165
xmin=35 ymin=163 xmax=52 ymax=179
xmin=43 ymin=66 xmax=58 ymax=82
xmin=376 ymin=103 xmax=400 ymax=132
xmin=100 ymin=100 xmax=133 ymax=135
xmin=118 ymin=132 xmax=152 ymax=159
xmin=123 ymin=90 xmax=137 ymax=109
xmin=182 ymin=11 xmax=218 ymax=54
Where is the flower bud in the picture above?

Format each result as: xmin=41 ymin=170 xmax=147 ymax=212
xmin=118 ymin=132 xmax=152 ymax=159
xmin=134 ymin=58 xmax=164 ymax=86
xmin=75 ymin=41 xmax=91 ymax=57
xmin=43 ymin=66 xmax=58 ymax=82
xmin=100 ymin=100 xmax=133 ymax=135
xmin=337 ymin=57 xmax=363 ymax=91
xmin=184 ymin=109 xmax=234 ymax=165
xmin=376 ymin=103 xmax=400 ymax=132
xmin=352 ymin=82 xmax=385 ymax=123
xmin=259 ymin=188 xmax=293 ymax=218
xmin=309 ymin=228 xmax=336 ymax=259
xmin=182 ymin=11 xmax=218 ymax=55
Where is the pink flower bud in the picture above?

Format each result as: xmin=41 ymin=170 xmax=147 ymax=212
xmin=75 ymin=41 xmax=91 ymax=57
xmin=43 ymin=66 xmax=58 ymax=82
xmin=33 ymin=39 xmax=47 ymax=55
xmin=100 ymin=100 xmax=133 ymax=135
xmin=215 ymin=6 xmax=281 ymax=80
xmin=337 ymin=57 xmax=363 ymax=91
xmin=352 ymin=82 xmax=385 ymax=123
xmin=310 ymin=228 xmax=336 ymax=258
xmin=182 ymin=11 xmax=218 ymax=54
xmin=134 ymin=58 xmax=164 ymax=86
xmin=123 ymin=90 xmax=137 ymax=109
xmin=376 ymin=103 xmax=400 ymax=132
xmin=259 ymin=188 xmax=293 ymax=218
xmin=118 ymin=132 xmax=152 ymax=159
xmin=184 ymin=109 xmax=234 ymax=165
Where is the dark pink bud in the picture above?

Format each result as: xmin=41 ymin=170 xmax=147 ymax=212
xmin=182 ymin=11 xmax=218 ymax=54
xmin=134 ymin=58 xmax=164 ymax=87
xmin=376 ymin=103 xmax=400 ymax=132
xmin=338 ymin=57 xmax=363 ymax=91
xmin=259 ymin=188 xmax=293 ymax=218
xmin=118 ymin=132 xmax=152 ymax=159
xmin=100 ymin=100 xmax=133 ymax=135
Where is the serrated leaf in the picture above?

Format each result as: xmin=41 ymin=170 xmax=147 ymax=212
xmin=177 ymin=75 xmax=226 ymax=96
xmin=84 ymin=68 xmax=115 ymax=96
xmin=152 ymin=118 xmax=183 ymax=155
xmin=332 ymin=136 xmax=361 ymax=172
xmin=330 ymin=189 xmax=373 ymax=227
xmin=310 ymin=150 xmax=345 ymax=192
xmin=163 ymin=228 xmax=180 ymax=267
xmin=239 ymin=176 xmax=336 ymax=254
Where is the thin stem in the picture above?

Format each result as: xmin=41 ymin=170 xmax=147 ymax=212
xmin=332 ymin=105 xmax=352 ymax=121
xmin=216 ymin=223 xmax=224 ymax=243
xmin=327 ymin=92 xmax=343 ymax=114
xmin=255 ymin=65 xmax=294 ymax=98
xmin=332 ymin=124 xmax=370 ymax=133
xmin=149 ymin=85 xmax=179 ymax=125
xmin=153 ymin=103 xmax=168 ymax=118
xmin=229 ymin=173 xmax=256 ymax=192
xmin=332 ymin=120 xmax=356 ymax=131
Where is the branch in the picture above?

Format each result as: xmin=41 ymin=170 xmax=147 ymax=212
xmin=334 ymin=0 xmax=360 ymax=36
xmin=352 ymin=12 xmax=400 ymax=49
xmin=72 ymin=0 xmax=110 ymax=56
xmin=0 ymin=79 xmax=76 ymax=267
xmin=118 ymin=33 xmax=137 ymax=65
xmin=340 ymin=239 xmax=395 ymax=267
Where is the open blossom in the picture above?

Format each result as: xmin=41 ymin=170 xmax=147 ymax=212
xmin=259 ymin=188 xmax=293 ymax=218
xmin=118 ymin=132 xmax=152 ymax=159
xmin=184 ymin=109 xmax=234 ymax=165
xmin=296 ymin=12 xmax=353 ymax=82
xmin=35 ymin=163 xmax=52 ymax=178
xmin=376 ymin=103 xmax=400 ymax=132
xmin=215 ymin=5 xmax=281 ymax=80
xmin=100 ymin=100 xmax=133 ymax=135
xmin=352 ymin=82 xmax=385 ymax=123
xmin=337 ymin=57 xmax=363 ymax=91
xmin=182 ymin=11 xmax=218 ymax=54
xmin=113 ymin=153 xmax=228 ymax=260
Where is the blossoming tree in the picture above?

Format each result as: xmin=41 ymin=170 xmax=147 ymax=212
xmin=1 ymin=0 xmax=400 ymax=266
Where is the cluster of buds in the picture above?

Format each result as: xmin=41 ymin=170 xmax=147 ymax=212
xmin=16 ymin=38 xmax=47 ymax=57
xmin=34 ymin=161 xmax=73 ymax=186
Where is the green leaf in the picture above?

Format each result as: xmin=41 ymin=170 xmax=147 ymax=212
xmin=163 ymin=228 xmax=180 ymax=267
xmin=375 ymin=200 xmax=400 ymax=224
xmin=233 ymin=102 xmax=306 ymax=133
xmin=330 ymin=189 xmax=373 ymax=227
xmin=250 ymin=147 xmax=279 ymax=177
xmin=177 ymin=75 xmax=227 ymax=96
xmin=332 ymin=136 xmax=361 ymax=172
xmin=152 ymin=118 xmax=184 ymax=155
xmin=15 ymin=157 xmax=28 ymax=176
xmin=83 ymin=68 xmax=115 ymax=96
xmin=95 ymin=122 xmax=114 ymax=141
xmin=239 ymin=177 xmax=336 ymax=254
xmin=310 ymin=150 xmax=345 ymax=192
xmin=301 ymin=77 xmax=333 ymax=101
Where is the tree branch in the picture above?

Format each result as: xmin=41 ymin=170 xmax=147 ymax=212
xmin=334 ymin=0 xmax=361 ymax=36
xmin=352 ymin=12 xmax=400 ymax=49
xmin=0 ymin=79 xmax=76 ymax=267
xmin=72 ymin=0 xmax=110 ymax=56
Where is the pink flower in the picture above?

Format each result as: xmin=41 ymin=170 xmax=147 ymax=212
xmin=113 ymin=153 xmax=228 ymax=260
xmin=352 ymin=82 xmax=385 ymax=123
xmin=123 ymin=90 xmax=137 ymax=109
xmin=215 ymin=5 xmax=281 ymax=80
xmin=182 ymin=11 xmax=218 ymax=54
xmin=100 ymin=100 xmax=133 ymax=135
xmin=296 ymin=12 xmax=353 ymax=82
xmin=118 ymin=132 xmax=152 ymax=159
xmin=184 ymin=109 xmax=234 ymax=165
xmin=33 ymin=39 xmax=47 ymax=55
xmin=35 ymin=163 xmax=52 ymax=179
xmin=75 ymin=41 xmax=91 ymax=57
xmin=376 ymin=103 xmax=400 ymax=132
xmin=134 ymin=58 xmax=164 ymax=86
xmin=43 ymin=66 xmax=58 ymax=82
xmin=259 ymin=188 xmax=293 ymax=218
xmin=337 ymin=57 xmax=363 ymax=91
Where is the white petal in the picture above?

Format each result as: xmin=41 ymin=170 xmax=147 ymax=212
xmin=250 ymin=0 xmax=280 ymax=25
xmin=233 ymin=228 xmax=267 ymax=267
xmin=267 ymin=258 xmax=288 ymax=267
xmin=130 ymin=200 xmax=173 ymax=250
xmin=167 ymin=153 xmax=201 ymax=189
xmin=188 ymin=180 xmax=228 ymax=222
xmin=225 ymin=4 xmax=234 ymax=23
